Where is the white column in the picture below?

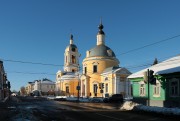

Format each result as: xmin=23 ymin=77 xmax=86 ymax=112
xmin=80 ymin=79 xmax=83 ymax=97
xmin=85 ymin=79 xmax=87 ymax=97
xmin=117 ymin=76 xmax=120 ymax=93
xmin=114 ymin=77 xmax=116 ymax=94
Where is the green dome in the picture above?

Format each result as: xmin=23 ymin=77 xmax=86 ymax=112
xmin=88 ymin=44 xmax=116 ymax=57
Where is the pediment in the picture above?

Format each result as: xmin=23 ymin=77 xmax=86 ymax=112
xmin=80 ymin=74 xmax=90 ymax=80
xmin=115 ymin=68 xmax=132 ymax=75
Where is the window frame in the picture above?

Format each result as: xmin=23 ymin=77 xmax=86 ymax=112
xmin=93 ymin=84 xmax=98 ymax=93
xmin=169 ymin=78 xmax=179 ymax=97
xmin=84 ymin=67 xmax=87 ymax=74
xmin=93 ymin=65 xmax=97 ymax=73
xmin=139 ymin=83 xmax=145 ymax=96
xmin=72 ymin=55 xmax=76 ymax=64
xmin=66 ymin=86 xmax=69 ymax=93
xmin=153 ymin=82 xmax=161 ymax=97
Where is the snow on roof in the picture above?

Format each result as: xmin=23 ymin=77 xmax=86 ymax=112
xmin=40 ymin=80 xmax=55 ymax=84
xmin=128 ymin=55 xmax=180 ymax=78
xmin=60 ymin=72 xmax=79 ymax=80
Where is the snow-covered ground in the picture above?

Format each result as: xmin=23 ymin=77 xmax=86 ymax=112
xmin=121 ymin=101 xmax=180 ymax=116
xmin=54 ymin=96 xmax=103 ymax=102
xmin=46 ymin=96 xmax=180 ymax=116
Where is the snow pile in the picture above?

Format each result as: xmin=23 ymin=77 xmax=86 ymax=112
xmin=120 ymin=101 xmax=139 ymax=110
xmin=120 ymin=101 xmax=180 ymax=116
xmin=134 ymin=105 xmax=180 ymax=116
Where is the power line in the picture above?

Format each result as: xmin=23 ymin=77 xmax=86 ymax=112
xmin=1 ymin=34 xmax=180 ymax=67
xmin=1 ymin=59 xmax=63 ymax=67
xmin=117 ymin=34 xmax=180 ymax=56
xmin=6 ymin=71 xmax=56 ymax=76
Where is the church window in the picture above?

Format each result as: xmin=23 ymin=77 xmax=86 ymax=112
xmin=66 ymin=86 xmax=69 ymax=93
xmin=93 ymin=84 xmax=98 ymax=93
xmin=105 ymin=77 xmax=108 ymax=81
xmin=93 ymin=65 xmax=97 ymax=73
xmin=84 ymin=67 xmax=87 ymax=74
xmin=105 ymin=83 xmax=108 ymax=93
xmin=107 ymin=50 xmax=112 ymax=56
xmin=72 ymin=55 xmax=76 ymax=64
xmin=72 ymin=48 xmax=76 ymax=52
xmin=66 ymin=56 xmax=67 ymax=63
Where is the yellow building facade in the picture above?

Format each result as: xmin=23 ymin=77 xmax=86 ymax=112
xmin=25 ymin=82 xmax=34 ymax=95
xmin=81 ymin=22 xmax=131 ymax=98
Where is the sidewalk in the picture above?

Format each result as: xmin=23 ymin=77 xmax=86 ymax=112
xmin=0 ymin=96 xmax=10 ymax=108
xmin=0 ymin=97 xmax=10 ymax=121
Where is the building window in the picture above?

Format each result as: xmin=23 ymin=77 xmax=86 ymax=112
xmin=84 ymin=67 xmax=87 ymax=74
xmin=105 ymin=83 xmax=108 ymax=93
xmin=72 ymin=55 xmax=76 ymax=64
xmin=66 ymin=56 xmax=67 ymax=63
xmin=170 ymin=78 xmax=179 ymax=97
xmin=72 ymin=48 xmax=75 ymax=52
xmin=93 ymin=84 xmax=98 ymax=93
xmin=153 ymin=83 xmax=160 ymax=97
xmin=93 ymin=65 xmax=97 ymax=73
xmin=140 ymin=84 xmax=145 ymax=96
xmin=66 ymin=86 xmax=69 ymax=93
xmin=105 ymin=77 xmax=108 ymax=81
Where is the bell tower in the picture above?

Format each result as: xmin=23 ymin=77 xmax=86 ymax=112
xmin=64 ymin=34 xmax=79 ymax=72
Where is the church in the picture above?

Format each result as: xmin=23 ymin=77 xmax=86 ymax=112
xmin=56 ymin=22 xmax=131 ymax=98
xmin=56 ymin=34 xmax=80 ymax=97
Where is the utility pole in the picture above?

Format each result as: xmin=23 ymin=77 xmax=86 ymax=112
xmin=147 ymin=69 xmax=150 ymax=106
xmin=76 ymin=66 xmax=81 ymax=102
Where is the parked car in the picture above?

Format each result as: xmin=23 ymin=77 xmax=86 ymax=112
xmin=89 ymin=97 xmax=103 ymax=103
xmin=103 ymin=94 xmax=123 ymax=103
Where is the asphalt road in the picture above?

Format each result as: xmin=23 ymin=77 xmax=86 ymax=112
xmin=1 ymin=96 xmax=179 ymax=121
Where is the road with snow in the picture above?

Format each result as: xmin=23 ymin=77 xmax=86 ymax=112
xmin=1 ymin=96 xmax=178 ymax=121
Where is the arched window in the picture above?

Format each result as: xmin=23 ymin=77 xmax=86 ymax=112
xmin=66 ymin=86 xmax=69 ymax=93
xmin=66 ymin=56 xmax=67 ymax=63
xmin=105 ymin=77 xmax=108 ymax=81
xmin=84 ymin=67 xmax=87 ymax=74
xmin=72 ymin=48 xmax=76 ymax=52
xmin=72 ymin=55 xmax=76 ymax=64
xmin=93 ymin=65 xmax=97 ymax=73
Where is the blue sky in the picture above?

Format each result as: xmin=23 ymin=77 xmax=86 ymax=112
xmin=0 ymin=0 xmax=180 ymax=91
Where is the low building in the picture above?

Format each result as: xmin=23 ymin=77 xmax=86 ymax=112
xmin=25 ymin=82 xmax=34 ymax=95
xmin=33 ymin=78 xmax=55 ymax=96
xmin=128 ymin=55 xmax=180 ymax=107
